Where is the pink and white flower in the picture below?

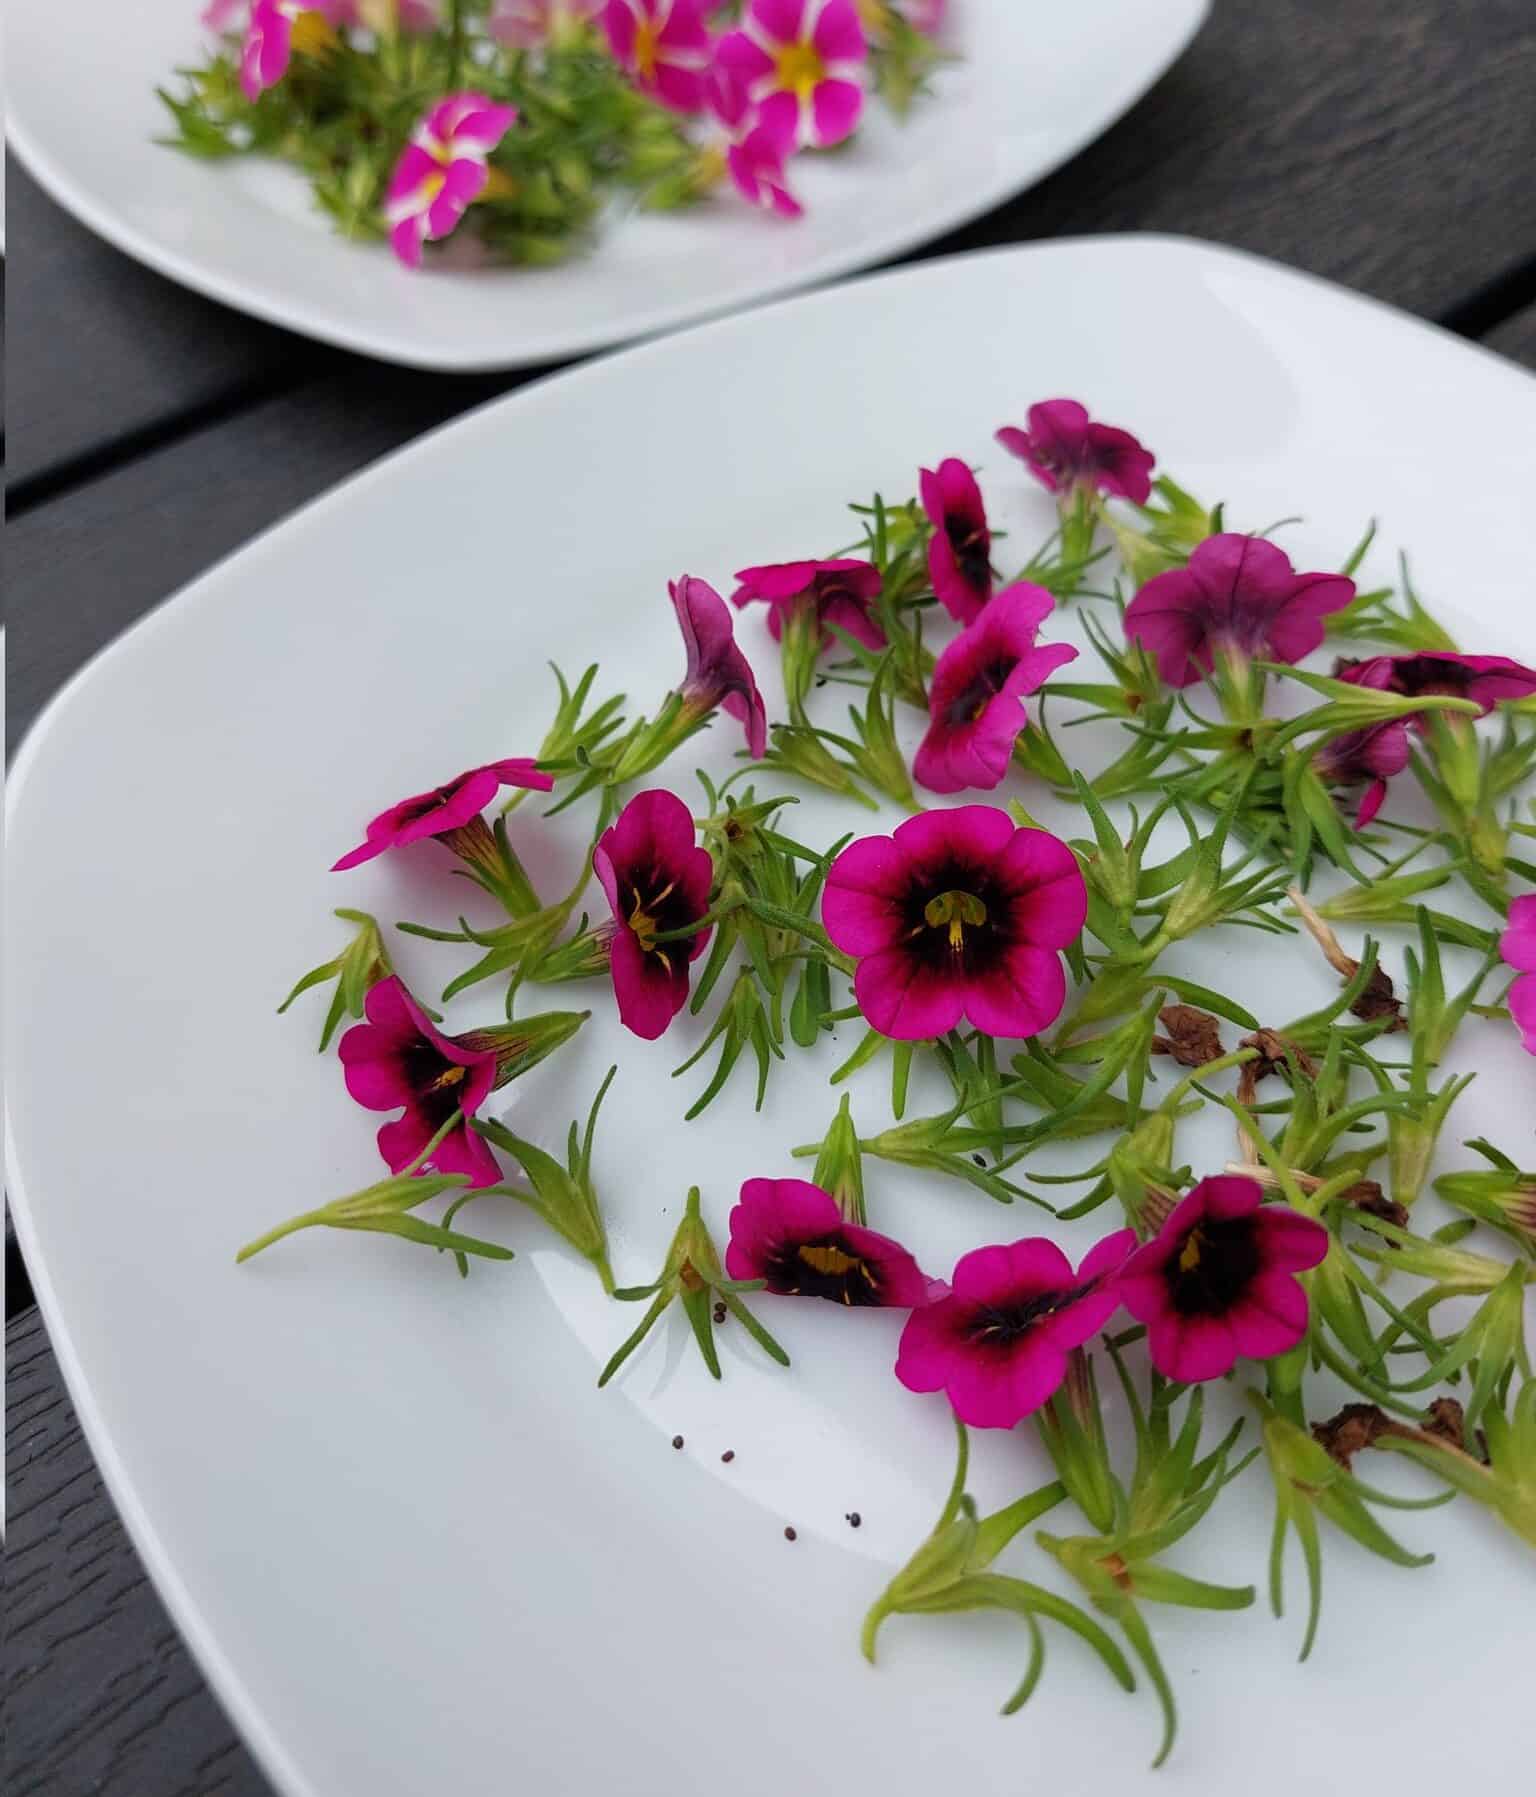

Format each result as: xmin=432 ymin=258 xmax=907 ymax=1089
xmin=240 ymin=1 xmax=348 ymax=102
xmin=716 ymin=0 xmax=868 ymax=150
xmin=727 ymin=125 xmax=804 ymax=218
xmin=491 ymin=0 xmax=597 ymax=46
xmin=384 ymin=93 xmax=519 ymax=269
xmin=602 ymin=0 xmax=714 ymax=113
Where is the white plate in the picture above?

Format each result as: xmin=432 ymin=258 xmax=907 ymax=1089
xmin=7 ymin=237 xmax=1535 ymax=1797
xmin=3 ymin=0 xmax=1206 ymax=369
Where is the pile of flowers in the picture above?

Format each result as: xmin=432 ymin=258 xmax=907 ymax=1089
xmin=161 ymin=1 xmax=950 ymax=267
xmin=244 ymin=395 xmax=1536 ymax=1763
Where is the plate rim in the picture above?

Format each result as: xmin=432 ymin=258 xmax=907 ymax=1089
xmin=8 ymin=231 xmax=1536 ymax=1797
xmin=3 ymin=0 xmax=1209 ymax=370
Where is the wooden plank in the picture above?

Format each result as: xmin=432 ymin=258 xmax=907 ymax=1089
xmin=5 ymin=1306 xmax=273 ymax=1796
xmin=1484 ymin=305 xmax=1536 ymax=371
xmin=3 ymin=163 xmax=311 ymax=495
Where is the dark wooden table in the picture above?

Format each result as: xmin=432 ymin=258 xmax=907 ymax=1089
xmin=6 ymin=2 xmax=1536 ymax=1789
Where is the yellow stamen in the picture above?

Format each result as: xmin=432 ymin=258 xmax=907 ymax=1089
xmin=798 ymin=1244 xmax=864 ymax=1278
xmin=1178 ymin=1230 xmax=1203 ymax=1274
xmin=431 ymin=1064 xmax=467 ymax=1091
xmin=923 ymin=889 xmax=988 ymax=951
xmin=774 ymin=39 xmax=826 ymax=100
xmin=633 ymin=15 xmax=660 ymax=80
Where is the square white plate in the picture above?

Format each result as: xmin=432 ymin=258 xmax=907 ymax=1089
xmin=3 ymin=0 xmax=1206 ymax=368
xmin=7 ymin=237 xmax=1535 ymax=1797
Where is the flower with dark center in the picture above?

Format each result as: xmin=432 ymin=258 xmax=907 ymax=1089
xmin=912 ymin=582 xmax=1077 ymax=794
xmin=1313 ymin=657 xmax=1414 ymax=827
xmin=1123 ymin=534 xmax=1354 ymax=689
xmin=895 ymin=1231 xmax=1135 ymax=1428
xmin=725 ymin=1178 xmax=931 ymax=1307
xmin=1334 ymin=650 xmax=1536 ymax=714
xmin=593 ymin=789 xmax=715 ymax=1039
xmin=731 ymin=557 xmax=885 ymax=651
xmin=602 ymin=0 xmax=714 ymax=112
xmin=994 ymin=398 xmax=1155 ymax=504
xmin=1117 ymin=1175 xmax=1328 ymax=1382
xmin=821 ymin=805 xmax=1087 ymax=1040
xmin=919 ymin=458 xmax=995 ymax=623
xmin=332 ymin=758 xmax=552 ymax=872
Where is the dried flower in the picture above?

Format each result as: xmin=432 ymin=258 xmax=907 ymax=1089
xmin=912 ymin=583 xmax=1077 ymax=794
xmin=726 ymin=1178 xmax=931 ymax=1306
xmin=1151 ymin=1004 xmax=1224 ymax=1068
xmin=995 ymin=399 xmax=1154 ymax=505
xmin=1117 ymin=1176 xmax=1327 ymax=1381
xmin=920 ymin=457 xmax=994 ymax=623
xmin=822 ymin=806 xmax=1087 ymax=1040
xmin=716 ymin=0 xmax=868 ymax=150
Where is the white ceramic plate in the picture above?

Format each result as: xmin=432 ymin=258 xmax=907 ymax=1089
xmin=2 ymin=0 xmax=1206 ymax=369
xmin=7 ymin=238 xmax=1535 ymax=1797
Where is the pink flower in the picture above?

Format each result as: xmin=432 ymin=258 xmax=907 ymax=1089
xmin=731 ymin=557 xmax=884 ymax=651
xmin=1117 ymin=1176 xmax=1328 ymax=1382
xmin=602 ymin=0 xmax=713 ymax=113
xmin=491 ymin=0 xmax=596 ymax=45
xmin=384 ymin=93 xmax=519 ymax=269
xmin=332 ymin=758 xmax=551 ymax=872
xmin=892 ymin=0 xmax=945 ymax=32
xmin=727 ymin=125 xmax=804 ymax=218
xmin=593 ymin=789 xmax=715 ymax=1039
xmin=995 ymin=399 xmax=1155 ymax=505
xmin=203 ymin=0 xmax=243 ymax=28
xmin=726 ymin=1178 xmax=931 ymax=1306
xmin=338 ymin=977 xmax=503 ymax=1187
xmin=1313 ymin=657 xmax=1411 ymax=828
xmin=240 ymin=1 xmax=341 ymax=101
xmin=1500 ymin=895 xmax=1536 ymax=1056
xmin=716 ymin=0 xmax=867 ymax=150
xmin=895 ymin=1231 xmax=1135 ymax=1428
xmin=913 ymin=582 xmax=1078 ymax=794
xmin=1332 ymin=651 xmax=1536 ymax=716
xmin=920 ymin=458 xmax=994 ymax=624
xmin=1123 ymin=534 xmax=1355 ymax=689
xmin=671 ymin=575 xmax=769 ymax=758
xmin=822 ymin=807 xmax=1087 ymax=1041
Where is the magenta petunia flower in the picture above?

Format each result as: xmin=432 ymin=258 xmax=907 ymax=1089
xmin=913 ymin=582 xmax=1078 ymax=794
xmin=822 ymin=806 xmax=1087 ymax=1041
xmin=593 ymin=788 xmax=715 ymax=1039
xmin=1312 ymin=657 xmax=1411 ymax=828
xmin=240 ymin=0 xmax=339 ymax=101
xmin=726 ymin=1178 xmax=931 ymax=1307
xmin=1332 ymin=651 xmax=1536 ymax=716
xmin=920 ymin=458 xmax=994 ymax=624
xmin=1500 ymin=895 xmax=1536 ymax=1056
xmin=384 ymin=93 xmax=518 ymax=268
xmin=895 ymin=1230 xmax=1135 ymax=1428
xmin=603 ymin=0 xmax=713 ymax=112
xmin=1117 ymin=1175 xmax=1328 ymax=1383
xmin=715 ymin=0 xmax=867 ymax=150
xmin=731 ymin=557 xmax=884 ymax=651
xmin=491 ymin=0 xmax=596 ymax=45
xmin=338 ymin=976 xmax=503 ymax=1187
xmin=1123 ymin=534 xmax=1355 ymax=689
xmin=995 ymin=398 xmax=1155 ymax=505
xmin=671 ymin=575 xmax=769 ymax=758
xmin=332 ymin=758 xmax=551 ymax=872
xmin=727 ymin=124 xmax=805 ymax=218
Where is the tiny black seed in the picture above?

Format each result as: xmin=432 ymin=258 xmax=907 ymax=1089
xmin=972 ymin=1154 xmax=986 ymax=1168
xmin=672 ymin=1435 xmax=684 ymax=1450
xmin=847 ymin=1512 xmax=862 ymax=1528
xmin=784 ymin=1526 xmax=797 ymax=1542
xmin=721 ymin=1450 xmax=736 ymax=1464
xmin=713 ymin=1303 xmax=727 ymax=1324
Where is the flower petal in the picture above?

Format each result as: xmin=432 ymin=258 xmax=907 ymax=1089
xmin=1147 ymin=1312 xmax=1236 ymax=1383
xmin=853 ymin=946 xmax=964 ymax=1039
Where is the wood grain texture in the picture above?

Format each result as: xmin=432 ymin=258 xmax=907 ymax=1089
xmin=5 ymin=1308 xmax=274 ymax=1797
xmin=4 ymin=162 xmax=309 ymax=494
xmin=1484 ymin=305 xmax=1536 ymax=371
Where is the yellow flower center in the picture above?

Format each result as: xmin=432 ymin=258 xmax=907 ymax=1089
xmin=1178 ymin=1229 xmax=1204 ymax=1274
xmin=627 ymin=882 xmax=676 ymax=967
xmin=775 ymin=38 xmax=826 ymax=100
xmin=431 ymin=1064 xmax=467 ymax=1092
xmin=923 ymin=889 xmax=988 ymax=951
xmin=633 ymin=16 xmax=660 ymax=80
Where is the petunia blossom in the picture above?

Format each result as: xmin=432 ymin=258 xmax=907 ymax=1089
xmin=895 ymin=1231 xmax=1135 ymax=1428
xmin=602 ymin=0 xmax=713 ymax=112
xmin=593 ymin=788 xmax=715 ymax=1039
xmin=995 ymin=398 xmax=1155 ymax=506
xmin=1123 ymin=533 xmax=1355 ymax=689
xmin=490 ymin=0 xmax=596 ymax=45
xmin=240 ymin=0 xmax=348 ymax=101
xmin=919 ymin=457 xmax=994 ymax=624
xmin=1312 ymin=657 xmax=1411 ymax=828
xmin=1500 ymin=895 xmax=1536 ymax=1056
xmin=332 ymin=758 xmax=551 ymax=871
xmin=726 ymin=1178 xmax=931 ymax=1307
xmin=913 ymin=581 xmax=1077 ymax=794
xmin=731 ymin=557 xmax=883 ymax=650
xmin=337 ymin=977 xmax=500 ymax=1187
xmin=671 ymin=575 xmax=769 ymax=757
xmin=384 ymin=93 xmax=519 ymax=268
xmin=1331 ymin=651 xmax=1536 ymax=717
xmin=727 ymin=124 xmax=805 ymax=218
xmin=822 ymin=806 xmax=1087 ymax=1041
xmin=1117 ymin=1175 xmax=1329 ymax=1382
xmin=715 ymin=0 xmax=867 ymax=150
